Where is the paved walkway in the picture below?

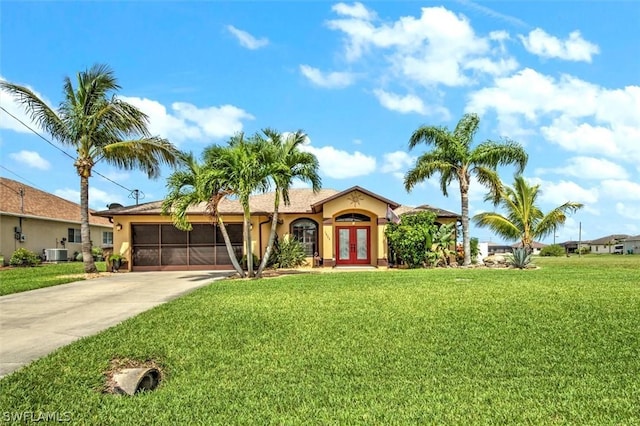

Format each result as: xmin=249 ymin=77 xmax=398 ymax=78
xmin=0 ymin=271 xmax=232 ymax=379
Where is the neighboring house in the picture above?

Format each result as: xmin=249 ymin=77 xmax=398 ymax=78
xmin=487 ymin=243 xmax=513 ymax=255
xmin=587 ymin=234 xmax=631 ymax=254
xmin=621 ymin=235 xmax=640 ymax=255
xmin=93 ymin=185 xmax=460 ymax=272
xmin=511 ymin=241 xmax=547 ymax=255
xmin=559 ymin=240 xmax=584 ymax=254
xmin=0 ymin=177 xmax=113 ymax=264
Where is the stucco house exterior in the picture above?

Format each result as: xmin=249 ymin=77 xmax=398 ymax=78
xmin=587 ymin=234 xmax=630 ymax=254
xmin=621 ymin=235 xmax=640 ymax=254
xmin=0 ymin=177 xmax=113 ymax=264
xmin=93 ymin=185 xmax=460 ymax=272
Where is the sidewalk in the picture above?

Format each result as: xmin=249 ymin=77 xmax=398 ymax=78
xmin=0 ymin=271 xmax=232 ymax=379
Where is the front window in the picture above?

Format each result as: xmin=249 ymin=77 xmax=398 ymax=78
xmin=68 ymin=228 xmax=81 ymax=243
xmin=103 ymin=231 xmax=114 ymax=245
xmin=291 ymin=219 xmax=318 ymax=256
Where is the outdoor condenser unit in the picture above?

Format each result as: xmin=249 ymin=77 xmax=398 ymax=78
xmin=45 ymin=249 xmax=68 ymax=262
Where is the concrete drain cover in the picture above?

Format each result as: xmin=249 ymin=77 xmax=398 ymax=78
xmin=112 ymin=367 xmax=161 ymax=395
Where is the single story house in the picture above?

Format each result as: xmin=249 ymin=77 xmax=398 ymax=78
xmin=94 ymin=185 xmax=460 ymax=272
xmin=587 ymin=234 xmax=630 ymax=254
xmin=621 ymin=235 xmax=640 ymax=255
xmin=0 ymin=177 xmax=113 ymax=264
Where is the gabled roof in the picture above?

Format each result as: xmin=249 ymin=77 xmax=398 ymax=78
xmin=310 ymin=186 xmax=400 ymax=213
xmin=587 ymin=234 xmax=631 ymax=245
xmin=623 ymin=235 xmax=640 ymax=241
xmin=510 ymin=241 xmax=547 ymax=249
xmin=0 ymin=177 xmax=112 ymax=226
xmin=393 ymin=204 xmax=460 ymax=218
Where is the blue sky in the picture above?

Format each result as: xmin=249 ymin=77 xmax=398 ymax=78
xmin=1 ymin=1 xmax=638 ymax=244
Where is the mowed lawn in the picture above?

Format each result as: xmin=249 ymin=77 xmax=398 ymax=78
xmin=0 ymin=262 xmax=107 ymax=296
xmin=0 ymin=256 xmax=638 ymax=424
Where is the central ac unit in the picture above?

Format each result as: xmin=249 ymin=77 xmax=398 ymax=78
xmin=45 ymin=249 xmax=68 ymax=261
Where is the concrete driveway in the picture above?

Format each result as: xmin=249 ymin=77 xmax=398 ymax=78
xmin=0 ymin=270 xmax=232 ymax=379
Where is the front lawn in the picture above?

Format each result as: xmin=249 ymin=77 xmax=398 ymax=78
xmin=0 ymin=256 xmax=638 ymax=424
xmin=0 ymin=262 xmax=106 ymax=296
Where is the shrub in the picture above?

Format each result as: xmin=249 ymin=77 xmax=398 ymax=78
xmin=272 ymin=235 xmax=307 ymax=268
xmin=238 ymin=254 xmax=260 ymax=271
xmin=540 ymin=244 xmax=565 ymax=257
xmin=385 ymin=211 xmax=437 ymax=268
xmin=9 ymin=248 xmax=41 ymax=267
xmin=507 ymin=248 xmax=532 ymax=269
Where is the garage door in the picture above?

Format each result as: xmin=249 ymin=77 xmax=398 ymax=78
xmin=131 ymin=223 xmax=242 ymax=271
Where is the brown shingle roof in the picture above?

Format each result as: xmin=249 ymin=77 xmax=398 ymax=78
xmin=0 ymin=177 xmax=112 ymax=226
xmin=587 ymin=234 xmax=630 ymax=245
xmin=94 ymin=188 xmax=341 ymax=216
xmin=394 ymin=204 xmax=460 ymax=218
xmin=311 ymin=186 xmax=400 ymax=211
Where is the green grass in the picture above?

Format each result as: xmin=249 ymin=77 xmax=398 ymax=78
xmin=0 ymin=262 xmax=106 ymax=296
xmin=0 ymin=256 xmax=639 ymax=424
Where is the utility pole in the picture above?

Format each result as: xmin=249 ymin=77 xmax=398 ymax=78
xmin=578 ymin=222 xmax=582 ymax=258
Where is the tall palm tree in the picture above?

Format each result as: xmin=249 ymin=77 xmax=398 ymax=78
xmin=255 ymin=129 xmax=321 ymax=277
xmin=1 ymin=64 xmax=179 ymax=273
xmin=161 ymin=152 xmax=246 ymax=277
xmin=204 ymin=134 xmax=271 ymax=277
xmin=472 ymin=175 xmax=583 ymax=251
xmin=404 ymin=113 xmax=528 ymax=266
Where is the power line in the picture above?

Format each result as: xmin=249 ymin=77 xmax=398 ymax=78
xmin=0 ymin=165 xmax=46 ymax=191
xmin=0 ymin=105 xmax=134 ymax=193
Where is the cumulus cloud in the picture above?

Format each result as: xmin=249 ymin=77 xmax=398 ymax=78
xmin=373 ymin=89 xmax=426 ymax=115
xmin=529 ymin=178 xmax=598 ymax=206
xmin=120 ymin=96 xmax=254 ymax=144
xmin=55 ymin=186 xmax=124 ymax=210
xmin=9 ymin=150 xmax=51 ymax=170
xmin=535 ymin=156 xmax=630 ymax=181
xmin=466 ymin=68 xmax=640 ymax=163
xmin=615 ymin=202 xmax=640 ymax=220
xmin=226 ymin=25 xmax=269 ymax=50
xmin=300 ymin=144 xmax=376 ymax=179
xmin=0 ymin=76 xmax=54 ymax=134
xmin=599 ymin=180 xmax=640 ymax=201
xmin=381 ymin=151 xmax=416 ymax=174
xmin=520 ymin=28 xmax=600 ymax=62
xmin=331 ymin=2 xmax=376 ymax=20
xmin=326 ymin=5 xmax=517 ymax=86
xmin=299 ymin=65 xmax=355 ymax=89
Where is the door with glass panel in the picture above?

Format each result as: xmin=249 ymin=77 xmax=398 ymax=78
xmin=335 ymin=226 xmax=370 ymax=265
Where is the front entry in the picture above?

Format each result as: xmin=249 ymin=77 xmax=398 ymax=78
xmin=335 ymin=226 xmax=370 ymax=265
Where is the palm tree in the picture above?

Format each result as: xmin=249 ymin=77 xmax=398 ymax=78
xmin=1 ymin=64 xmax=179 ymax=273
xmin=161 ymin=152 xmax=246 ymax=277
xmin=404 ymin=113 xmax=528 ymax=266
xmin=255 ymin=129 xmax=321 ymax=277
xmin=204 ymin=134 xmax=271 ymax=277
xmin=472 ymin=175 xmax=583 ymax=251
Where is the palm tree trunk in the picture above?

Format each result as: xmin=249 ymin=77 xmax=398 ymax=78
xmin=79 ymin=174 xmax=98 ymax=273
xmin=460 ymin=183 xmax=471 ymax=266
xmin=256 ymin=191 xmax=280 ymax=277
xmin=217 ymin=215 xmax=245 ymax=277
xmin=243 ymin=205 xmax=254 ymax=277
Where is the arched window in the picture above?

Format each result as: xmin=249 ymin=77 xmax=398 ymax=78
xmin=291 ymin=219 xmax=318 ymax=256
xmin=335 ymin=213 xmax=371 ymax=222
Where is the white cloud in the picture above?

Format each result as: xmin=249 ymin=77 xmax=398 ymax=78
xmin=381 ymin=151 xmax=416 ymax=173
xmin=520 ymin=28 xmax=599 ymax=62
xmin=226 ymin=25 xmax=269 ymax=50
xmin=615 ymin=202 xmax=640 ymax=220
xmin=55 ymin=187 xmax=124 ymax=210
xmin=530 ymin=178 xmax=598 ymax=206
xmin=599 ymin=180 xmax=640 ymax=201
xmin=299 ymin=65 xmax=355 ymax=89
xmin=373 ymin=89 xmax=426 ymax=115
xmin=300 ymin=144 xmax=376 ymax=179
xmin=331 ymin=2 xmax=376 ymax=20
xmin=535 ymin=156 xmax=629 ymax=181
xmin=0 ymin=76 xmax=54 ymax=134
xmin=466 ymin=69 xmax=640 ymax=163
xmin=9 ymin=150 xmax=51 ymax=170
xmin=120 ymin=96 xmax=254 ymax=144
xmin=326 ymin=6 xmax=517 ymax=86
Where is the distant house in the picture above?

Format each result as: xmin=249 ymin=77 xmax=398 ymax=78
xmin=621 ymin=235 xmax=640 ymax=255
xmin=485 ymin=241 xmax=546 ymax=255
xmin=587 ymin=234 xmax=631 ymax=254
xmin=0 ymin=177 xmax=113 ymax=264
xmin=559 ymin=240 xmax=583 ymax=254
xmin=511 ymin=241 xmax=547 ymax=255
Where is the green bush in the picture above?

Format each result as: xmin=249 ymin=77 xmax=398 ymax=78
xmin=9 ymin=248 xmax=41 ymax=267
xmin=238 ymin=254 xmax=260 ymax=271
xmin=540 ymin=244 xmax=565 ymax=257
xmin=272 ymin=235 xmax=307 ymax=268
xmin=385 ymin=211 xmax=437 ymax=268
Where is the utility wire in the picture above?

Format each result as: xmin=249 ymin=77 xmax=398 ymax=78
xmin=0 ymin=164 xmax=45 ymax=191
xmin=0 ymin=105 xmax=133 ymax=192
